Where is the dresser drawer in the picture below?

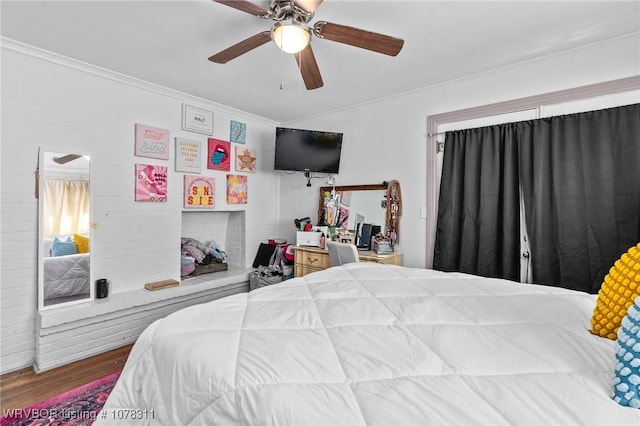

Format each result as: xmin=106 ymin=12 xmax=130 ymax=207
xmin=294 ymin=247 xmax=402 ymax=276
xmin=294 ymin=247 xmax=331 ymax=277
xmin=295 ymin=264 xmax=323 ymax=277
xmin=299 ymin=250 xmax=330 ymax=269
xmin=357 ymin=251 xmax=402 ymax=265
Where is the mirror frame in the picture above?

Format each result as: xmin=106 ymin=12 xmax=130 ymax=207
xmin=317 ymin=183 xmax=389 ymax=232
xmin=38 ymin=150 xmax=93 ymax=310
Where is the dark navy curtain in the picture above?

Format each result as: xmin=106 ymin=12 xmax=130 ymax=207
xmin=433 ymin=103 xmax=640 ymax=293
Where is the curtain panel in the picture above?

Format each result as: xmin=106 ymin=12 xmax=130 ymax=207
xmin=433 ymin=125 xmax=521 ymax=281
xmin=519 ymin=103 xmax=640 ymax=293
xmin=434 ymin=103 xmax=640 ymax=293
xmin=43 ymin=179 xmax=90 ymax=237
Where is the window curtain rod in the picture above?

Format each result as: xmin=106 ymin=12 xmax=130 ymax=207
xmin=426 ymin=132 xmax=447 ymax=153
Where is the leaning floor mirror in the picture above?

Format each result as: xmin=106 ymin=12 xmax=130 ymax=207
xmin=38 ymin=151 xmax=92 ymax=309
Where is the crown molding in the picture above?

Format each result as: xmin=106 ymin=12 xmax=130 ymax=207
xmin=1 ymin=37 xmax=278 ymax=125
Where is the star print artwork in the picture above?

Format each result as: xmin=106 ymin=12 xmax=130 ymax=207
xmin=235 ymin=146 xmax=256 ymax=173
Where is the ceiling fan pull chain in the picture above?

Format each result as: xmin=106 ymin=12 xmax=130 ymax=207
xmin=280 ymin=44 xmax=284 ymax=90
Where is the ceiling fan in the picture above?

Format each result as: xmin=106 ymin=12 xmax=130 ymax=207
xmin=208 ymin=0 xmax=404 ymax=90
xmin=53 ymin=154 xmax=82 ymax=164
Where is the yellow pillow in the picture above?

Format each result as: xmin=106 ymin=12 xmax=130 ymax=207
xmin=590 ymin=243 xmax=640 ymax=339
xmin=74 ymin=234 xmax=90 ymax=254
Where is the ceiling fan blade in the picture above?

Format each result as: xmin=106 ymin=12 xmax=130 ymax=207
xmin=212 ymin=0 xmax=270 ymax=17
xmin=208 ymin=31 xmax=271 ymax=63
xmin=53 ymin=154 xmax=82 ymax=164
xmin=292 ymin=0 xmax=323 ymax=13
xmin=314 ymin=21 xmax=404 ymax=56
xmin=294 ymin=45 xmax=323 ymax=90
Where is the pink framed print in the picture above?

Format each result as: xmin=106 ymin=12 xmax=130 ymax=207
xmin=184 ymin=175 xmax=215 ymax=209
xmin=235 ymin=146 xmax=256 ymax=173
xmin=226 ymin=174 xmax=247 ymax=204
xmin=207 ymin=138 xmax=231 ymax=171
xmin=135 ymin=164 xmax=168 ymax=202
xmin=135 ymin=124 xmax=170 ymax=160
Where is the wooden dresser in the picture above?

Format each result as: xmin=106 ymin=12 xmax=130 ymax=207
xmin=294 ymin=246 xmax=402 ymax=277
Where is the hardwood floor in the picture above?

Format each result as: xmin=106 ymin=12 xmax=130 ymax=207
xmin=0 ymin=344 xmax=133 ymax=412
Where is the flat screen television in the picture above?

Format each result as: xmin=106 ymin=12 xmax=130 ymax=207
xmin=274 ymin=127 xmax=343 ymax=174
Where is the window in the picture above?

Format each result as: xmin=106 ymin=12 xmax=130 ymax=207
xmin=426 ymin=77 xmax=640 ymax=269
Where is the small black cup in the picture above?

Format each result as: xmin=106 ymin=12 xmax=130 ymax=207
xmin=96 ymin=279 xmax=109 ymax=299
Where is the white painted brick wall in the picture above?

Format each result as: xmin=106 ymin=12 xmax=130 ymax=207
xmin=181 ymin=211 xmax=246 ymax=269
xmin=1 ymin=40 xmax=280 ymax=374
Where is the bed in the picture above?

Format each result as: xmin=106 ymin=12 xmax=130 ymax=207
xmin=97 ymin=263 xmax=640 ymax=425
xmin=43 ymin=252 xmax=90 ymax=303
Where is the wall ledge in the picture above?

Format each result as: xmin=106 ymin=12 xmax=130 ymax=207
xmin=34 ymin=268 xmax=253 ymax=372
xmin=38 ymin=267 xmax=253 ymax=330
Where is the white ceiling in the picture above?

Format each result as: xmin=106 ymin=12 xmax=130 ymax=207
xmin=2 ymin=1 xmax=639 ymax=123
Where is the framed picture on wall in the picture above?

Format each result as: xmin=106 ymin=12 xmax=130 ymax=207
xmin=227 ymin=174 xmax=247 ymax=204
xmin=235 ymin=146 xmax=256 ymax=173
xmin=175 ymin=137 xmax=202 ymax=173
xmin=135 ymin=163 xmax=168 ymax=202
xmin=182 ymin=104 xmax=214 ymax=135
xmin=230 ymin=120 xmax=246 ymax=144
xmin=134 ymin=124 xmax=170 ymax=160
xmin=183 ymin=175 xmax=215 ymax=209
xmin=207 ymin=138 xmax=231 ymax=171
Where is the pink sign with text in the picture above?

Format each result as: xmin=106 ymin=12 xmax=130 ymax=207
xmin=184 ymin=175 xmax=215 ymax=209
xmin=135 ymin=124 xmax=170 ymax=160
xmin=135 ymin=164 xmax=168 ymax=202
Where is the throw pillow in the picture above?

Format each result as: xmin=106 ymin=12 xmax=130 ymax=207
xmin=51 ymin=236 xmax=78 ymax=257
xmin=74 ymin=234 xmax=90 ymax=254
xmin=590 ymin=243 xmax=640 ymax=339
xmin=613 ymin=296 xmax=640 ymax=408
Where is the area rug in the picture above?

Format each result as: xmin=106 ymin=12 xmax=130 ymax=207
xmin=1 ymin=371 xmax=120 ymax=426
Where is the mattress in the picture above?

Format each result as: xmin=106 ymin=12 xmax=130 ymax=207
xmin=43 ymin=252 xmax=90 ymax=300
xmin=97 ymin=263 xmax=640 ymax=425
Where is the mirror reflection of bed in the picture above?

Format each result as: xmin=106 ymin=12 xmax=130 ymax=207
xmin=40 ymin=151 xmax=91 ymax=308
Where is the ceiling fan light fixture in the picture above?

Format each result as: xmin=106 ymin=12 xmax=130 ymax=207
xmin=272 ymin=20 xmax=310 ymax=54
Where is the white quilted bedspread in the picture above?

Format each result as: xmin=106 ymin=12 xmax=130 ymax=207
xmin=97 ymin=264 xmax=640 ymax=425
xmin=43 ymin=252 xmax=90 ymax=300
